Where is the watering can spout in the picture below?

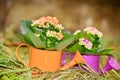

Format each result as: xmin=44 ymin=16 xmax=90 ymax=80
xmin=60 ymin=51 xmax=85 ymax=70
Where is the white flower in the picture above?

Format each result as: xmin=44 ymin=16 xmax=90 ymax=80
xmin=46 ymin=30 xmax=64 ymax=40
xmin=84 ymin=27 xmax=103 ymax=38
xmin=42 ymin=23 xmax=49 ymax=28
xmin=31 ymin=20 xmax=40 ymax=26
xmin=34 ymin=33 xmax=40 ymax=37
xmin=79 ymin=38 xmax=93 ymax=50
xmin=46 ymin=30 xmax=58 ymax=38
xmin=73 ymin=30 xmax=81 ymax=35
xmin=96 ymin=30 xmax=103 ymax=38
xmin=55 ymin=24 xmax=64 ymax=30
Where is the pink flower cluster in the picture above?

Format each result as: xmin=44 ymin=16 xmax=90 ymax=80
xmin=79 ymin=38 xmax=93 ymax=50
xmin=84 ymin=27 xmax=103 ymax=38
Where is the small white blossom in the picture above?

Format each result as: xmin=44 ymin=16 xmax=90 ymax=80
xmin=42 ymin=25 xmax=49 ymax=28
xmin=34 ymin=33 xmax=40 ymax=37
xmin=79 ymin=38 xmax=93 ymax=50
xmin=73 ymin=30 xmax=81 ymax=35
xmin=31 ymin=20 xmax=39 ymax=26
xmin=84 ymin=27 xmax=103 ymax=38
xmin=46 ymin=30 xmax=58 ymax=38
xmin=55 ymin=24 xmax=64 ymax=30
xmin=96 ymin=30 xmax=103 ymax=38
xmin=46 ymin=30 xmax=64 ymax=40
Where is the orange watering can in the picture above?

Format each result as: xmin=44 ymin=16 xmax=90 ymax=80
xmin=16 ymin=43 xmax=85 ymax=72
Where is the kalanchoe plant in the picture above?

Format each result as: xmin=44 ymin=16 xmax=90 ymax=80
xmin=19 ymin=16 xmax=75 ymax=50
xmin=68 ymin=27 xmax=113 ymax=55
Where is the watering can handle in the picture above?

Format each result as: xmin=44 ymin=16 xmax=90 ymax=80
xmin=16 ymin=43 xmax=29 ymax=67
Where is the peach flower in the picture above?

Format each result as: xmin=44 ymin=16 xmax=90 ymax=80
xmin=57 ymin=32 xmax=64 ymax=40
xmin=31 ymin=16 xmax=59 ymax=27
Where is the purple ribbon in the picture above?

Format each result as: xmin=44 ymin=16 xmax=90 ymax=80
xmin=62 ymin=52 xmax=120 ymax=74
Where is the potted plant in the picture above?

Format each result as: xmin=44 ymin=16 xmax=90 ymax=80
xmin=67 ymin=27 xmax=113 ymax=72
xmin=16 ymin=16 xmax=85 ymax=72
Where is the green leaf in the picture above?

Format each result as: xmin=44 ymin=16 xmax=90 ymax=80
xmin=20 ymin=20 xmax=32 ymax=34
xmin=29 ymin=27 xmax=47 ymax=42
xmin=55 ymin=33 xmax=75 ymax=50
xmin=97 ymin=49 xmax=113 ymax=56
xmin=68 ymin=43 xmax=86 ymax=53
xmin=68 ymin=43 xmax=80 ymax=53
xmin=30 ymin=27 xmax=43 ymax=34
xmin=76 ymin=33 xmax=93 ymax=42
xmin=24 ymin=32 xmax=45 ymax=48
xmin=15 ymin=34 xmax=26 ymax=43
xmin=45 ymin=37 xmax=58 ymax=49
xmin=97 ymin=53 xmax=113 ymax=56
xmin=23 ymin=33 xmax=35 ymax=46
xmin=98 ymin=49 xmax=113 ymax=53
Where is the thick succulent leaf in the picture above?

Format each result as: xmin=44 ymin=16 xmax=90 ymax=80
xmin=23 ymin=34 xmax=35 ymax=46
xmin=24 ymin=32 xmax=45 ymax=48
xmin=68 ymin=43 xmax=80 ymax=53
xmin=76 ymin=33 xmax=93 ymax=42
xmin=68 ymin=43 xmax=85 ymax=53
xmin=16 ymin=31 xmax=36 ymax=46
xmin=55 ymin=33 xmax=75 ymax=50
xmin=16 ymin=34 xmax=26 ymax=42
xmin=98 ymin=49 xmax=113 ymax=53
xmin=20 ymin=20 xmax=32 ymax=34
xmin=96 ymin=49 xmax=113 ymax=56
xmin=30 ymin=27 xmax=43 ymax=34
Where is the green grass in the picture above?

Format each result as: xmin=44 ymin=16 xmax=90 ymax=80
xmin=0 ymin=30 xmax=120 ymax=80
xmin=0 ymin=43 xmax=120 ymax=80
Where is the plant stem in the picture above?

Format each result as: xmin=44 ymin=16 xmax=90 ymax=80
xmin=0 ymin=68 xmax=30 ymax=75
xmin=0 ymin=64 xmax=16 ymax=69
